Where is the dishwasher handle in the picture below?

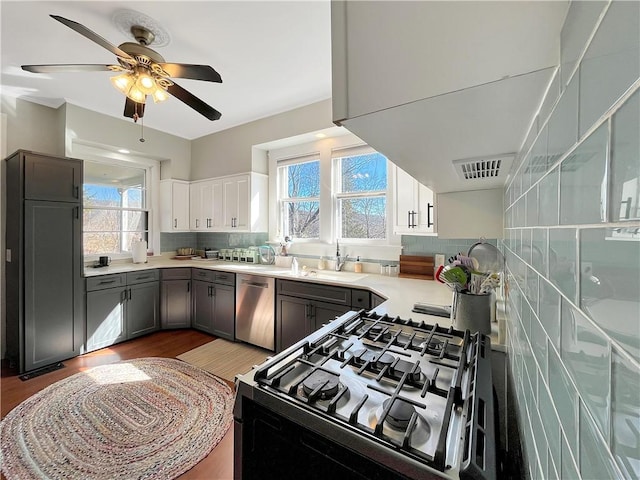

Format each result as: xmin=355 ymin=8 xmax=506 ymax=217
xmin=241 ymin=279 xmax=270 ymax=289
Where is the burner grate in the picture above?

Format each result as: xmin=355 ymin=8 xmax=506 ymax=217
xmin=251 ymin=309 xmax=486 ymax=474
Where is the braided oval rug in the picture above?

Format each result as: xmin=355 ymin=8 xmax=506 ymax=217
xmin=0 ymin=357 xmax=234 ymax=480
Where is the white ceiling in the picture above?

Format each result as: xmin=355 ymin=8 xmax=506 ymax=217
xmin=1 ymin=1 xmax=332 ymax=140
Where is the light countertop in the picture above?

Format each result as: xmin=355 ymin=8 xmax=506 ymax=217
xmin=85 ymin=255 xmax=504 ymax=349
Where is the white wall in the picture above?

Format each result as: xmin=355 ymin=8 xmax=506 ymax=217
xmin=191 ymin=99 xmax=333 ymax=180
xmin=64 ymin=104 xmax=191 ymax=180
xmin=436 ymin=189 xmax=504 ymax=239
xmin=2 ymin=96 xmax=64 ymax=156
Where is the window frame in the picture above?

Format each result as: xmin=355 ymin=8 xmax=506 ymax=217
xmin=332 ymin=147 xmax=391 ymax=245
xmin=82 ymin=158 xmax=155 ymax=261
xmin=276 ymin=154 xmax=321 ymax=242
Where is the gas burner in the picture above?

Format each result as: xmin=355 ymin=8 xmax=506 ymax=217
xmin=352 ymin=348 xmax=396 ymax=367
xmin=366 ymin=323 xmax=391 ymax=340
xmin=383 ymin=398 xmax=416 ymax=429
xmin=391 ymin=359 xmax=423 ymax=383
xmin=302 ymin=370 xmax=341 ymax=400
xmin=419 ymin=337 xmax=445 ymax=352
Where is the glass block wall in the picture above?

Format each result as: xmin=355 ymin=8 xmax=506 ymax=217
xmin=503 ymin=2 xmax=639 ymax=479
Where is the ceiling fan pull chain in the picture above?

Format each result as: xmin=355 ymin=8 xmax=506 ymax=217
xmin=139 ymin=113 xmax=145 ymax=143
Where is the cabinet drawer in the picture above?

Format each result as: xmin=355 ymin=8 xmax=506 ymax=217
xmin=86 ymin=274 xmax=126 ymax=292
xmin=192 ymin=268 xmax=216 ymax=283
xmin=351 ymin=289 xmax=371 ymax=310
xmin=214 ymin=271 xmax=235 ymax=285
xmin=126 ymin=269 xmax=159 ymax=285
xmin=277 ymin=279 xmax=352 ymax=306
xmin=161 ymin=268 xmax=191 ymax=280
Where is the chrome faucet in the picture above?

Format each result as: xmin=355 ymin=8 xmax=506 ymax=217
xmin=335 ymin=239 xmax=349 ymax=271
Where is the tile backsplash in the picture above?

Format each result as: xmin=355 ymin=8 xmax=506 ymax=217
xmin=503 ymin=2 xmax=639 ymax=479
xmin=160 ymin=232 xmax=268 ymax=253
xmin=401 ymin=235 xmax=497 ymax=261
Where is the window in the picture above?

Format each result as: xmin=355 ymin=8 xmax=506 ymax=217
xmin=334 ymin=150 xmax=388 ymax=240
xmin=278 ymin=157 xmax=320 ymax=239
xmin=83 ymin=161 xmax=149 ymax=256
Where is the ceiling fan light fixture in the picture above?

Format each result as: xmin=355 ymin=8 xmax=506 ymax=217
xmin=110 ymin=73 xmax=134 ymax=94
xmin=152 ymin=88 xmax=169 ymax=103
xmin=126 ymin=85 xmax=147 ymax=103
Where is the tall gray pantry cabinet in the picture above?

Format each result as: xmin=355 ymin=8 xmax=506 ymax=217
xmin=5 ymin=150 xmax=84 ymax=374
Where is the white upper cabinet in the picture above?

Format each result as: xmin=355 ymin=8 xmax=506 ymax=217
xmin=190 ymin=179 xmax=223 ymax=230
xmin=332 ymin=1 xmax=565 ymax=120
xmin=222 ymin=175 xmax=245 ymax=229
xmin=222 ymin=173 xmax=268 ymax=232
xmin=160 ymin=180 xmax=190 ymax=232
xmin=166 ymin=174 xmax=267 ymax=233
xmin=393 ymin=165 xmax=435 ymax=235
xmin=331 ymin=1 xmax=566 ymax=194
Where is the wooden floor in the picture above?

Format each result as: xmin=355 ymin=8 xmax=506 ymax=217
xmin=1 ymin=330 xmax=235 ymax=480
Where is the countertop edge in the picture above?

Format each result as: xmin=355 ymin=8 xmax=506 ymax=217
xmin=85 ymin=257 xmax=504 ymax=349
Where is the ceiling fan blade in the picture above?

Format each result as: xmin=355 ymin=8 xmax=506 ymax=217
xmin=22 ymin=64 xmax=114 ymax=73
xmin=167 ymin=82 xmax=221 ymax=121
xmin=50 ymin=15 xmax=134 ymax=61
xmin=159 ymin=63 xmax=222 ymax=83
xmin=123 ymin=98 xmax=145 ymax=119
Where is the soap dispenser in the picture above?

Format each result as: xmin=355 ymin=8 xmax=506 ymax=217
xmin=354 ymin=256 xmax=362 ymax=273
xmin=291 ymin=257 xmax=299 ymax=276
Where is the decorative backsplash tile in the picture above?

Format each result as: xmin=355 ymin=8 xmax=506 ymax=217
xmin=559 ymin=123 xmax=607 ymax=225
xmin=504 ymin=2 xmax=640 ymax=478
xmin=579 ymin=401 xmax=623 ymax=479
xmin=611 ymin=90 xmax=640 ymax=222
xmin=611 ymin=346 xmax=640 ymax=479
xmin=560 ymin=299 xmax=610 ymax=437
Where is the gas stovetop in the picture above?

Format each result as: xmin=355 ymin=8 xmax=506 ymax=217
xmin=239 ymin=310 xmax=496 ymax=479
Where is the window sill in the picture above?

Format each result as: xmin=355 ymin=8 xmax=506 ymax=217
xmin=282 ymin=241 xmax=403 ymax=262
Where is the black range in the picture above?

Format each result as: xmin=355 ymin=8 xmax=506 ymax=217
xmin=233 ymin=309 xmax=497 ymax=480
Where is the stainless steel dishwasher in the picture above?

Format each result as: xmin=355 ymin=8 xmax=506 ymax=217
xmin=235 ymin=274 xmax=275 ymax=351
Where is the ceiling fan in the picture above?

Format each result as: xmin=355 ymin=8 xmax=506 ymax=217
xmin=22 ymin=15 xmax=222 ymax=122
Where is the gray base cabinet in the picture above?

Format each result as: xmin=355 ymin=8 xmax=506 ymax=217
xmin=125 ymin=271 xmax=160 ymax=339
xmin=5 ymin=151 xmax=84 ymax=374
xmin=277 ymin=295 xmax=350 ymax=352
xmin=191 ymin=269 xmax=235 ymax=340
xmin=192 ymin=279 xmax=215 ymax=333
xmin=86 ymin=275 xmax=127 ymax=352
xmin=276 ymin=279 xmax=370 ymax=353
xmin=160 ymin=268 xmax=191 ymax=329
xmin=85 ymin=270 xmax=159 ymax=352
xmin=212 ymin=283 xmax=235 ymax=340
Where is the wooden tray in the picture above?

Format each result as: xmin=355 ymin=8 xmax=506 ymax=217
xmin=399 ymin=255 xmax=434 ymax=280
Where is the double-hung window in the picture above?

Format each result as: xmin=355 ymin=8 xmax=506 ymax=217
xmin=278 ymin=155 xmax=320 ymax=239
xmin=334 ymin=148 xmax=388 ymax=241
xmin=83 ymin=161 xmax=149 ymax=256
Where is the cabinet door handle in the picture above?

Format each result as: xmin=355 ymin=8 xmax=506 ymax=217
xmin=98 ymin=279 xmax=116 ymax=285
xmin=174 ymin=219 xmax=177 ymax=228
xmin=211 ymin=286 xmax=216 ymax=297
xmin=121 ymin=289 xmax=127 ymax=302
xmin=196 ymin=219 xmax=199 ymax=228
xmin=427 ymin=203 xmax=434 ymax=228
xmin=74 ymin=206 xmax=80 ymax=219
xmin=74 ymin=185 xmax=79 ymax=199
xmin=187 ymin=281 xmax=190 ymax=292
xmin=128 ymin=288 xmax=132 ymax=300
